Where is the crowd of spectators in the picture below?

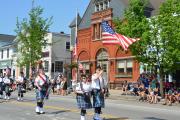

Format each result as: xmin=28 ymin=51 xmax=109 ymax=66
xmin=121 ymin=72 xmax=180 ymax=105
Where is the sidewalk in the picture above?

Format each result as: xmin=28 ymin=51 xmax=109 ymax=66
xmin=107 ymin=90 xmax=139 ymax=101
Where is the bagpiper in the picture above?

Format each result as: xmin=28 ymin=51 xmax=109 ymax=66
xmin=75 ymin=74 xmax=92 ymax=120
xmin=16 ymin=71 xmax=26 ymax=101
xmin=91 ymin=66 xmax=106 ymax=120
xmin=35 ymin=68 xmax=49 ymax=114
xmin=3 ymin=74 xmax=12 ymax=100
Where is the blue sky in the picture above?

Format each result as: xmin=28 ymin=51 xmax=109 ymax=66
xmin=0 ymin=0 xmax=89 ymax=35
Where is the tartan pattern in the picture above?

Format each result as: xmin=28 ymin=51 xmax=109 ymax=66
xmin=76 ymin=94 xmax=92 ymax=109
xmin=36 ymin=89 xmax=46 ymax=102
xmin=92 ymin=89 xmax=105 ymax=108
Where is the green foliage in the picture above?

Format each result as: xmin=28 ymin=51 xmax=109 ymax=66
xmin=114 ymin=0 xmax=180 ymax=74
xmin=114 ymin=0 xmax=150 ymax=63
xmin=15 ymin=3 xmax=52 ymax=67
xmin=157 ymin=0 xmax=180 ymax=73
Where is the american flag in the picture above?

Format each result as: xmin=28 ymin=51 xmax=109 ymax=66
xmin=101 ymin=21 xmax=139 ymax=50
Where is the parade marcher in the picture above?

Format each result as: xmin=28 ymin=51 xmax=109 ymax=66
xmin=56 ymin=74 xmax=62 ymax=95
xmin=0 ymin=73 xmax=5 ymax=99
xmin=4 ymin=74 xmax=12 ymax=100
xmin=35 ymin=68 xmax=49 ymax=114
xmin=61 ymin=76 xmax=67 ymax=96
xmin=91 ymin=66 xmax=106 ymax=120
xmin=16 ymin=72 xmax=26 ymax=101
xmin=76 ymin=74 xmax=92 ymax=120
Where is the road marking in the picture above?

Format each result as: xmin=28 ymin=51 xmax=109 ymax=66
xmin=9 ymin=101 xmax=128 ymax=120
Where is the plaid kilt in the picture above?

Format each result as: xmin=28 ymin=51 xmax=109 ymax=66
xmin=92 ymin=89 xmax=105 ymax=108
xmin=36 ymin=89 xmax=46 ymax=102
xmin=76 ymin=93 xmax=92 ymax=109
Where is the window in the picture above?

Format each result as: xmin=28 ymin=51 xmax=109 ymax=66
xmin=95 ymin=0 xmax=110 ymax=12
xmin=93 ymin=24 xmax=98 ymax=39
xmin=66 ymin=42 xmax=70 ymax=50
xmin=55 ymin=61 xmax=63 ymax=73
xmin=117 ymin=60 xmax=125 ymax=73
xmin=93 ymin=23 xmax=101 ymax=40
xmin=117 ymin=59 xmax=133 ymax=74
xmin=82 ymin=63 xmax=90 ymax=74
xmin=7 ymin=48 xmax=9 ymax=58
xmin=104 ymin=1 xmax=109 ymax=9
xmin=44 ymin=61 xmax=49 ymax=72
xmin=127 ymin=60 xmax=133 ymax=73
xmin=144 ymin=7 xmax=153 ymax=18
xmin=95 ymin=4 xmax=99 ymax=12
xmin=1 ymin=50 xmax=3 ymax=59
xmin=42 ymin=51 xmax=49 ymax=58
xmin=100 ymin=3 xmax=103 ymax=11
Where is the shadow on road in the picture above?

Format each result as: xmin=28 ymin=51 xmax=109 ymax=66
xmin=105 ymin=117 xmax=129 ymax=120
xmin=48 ymin=110 xmax=71 ymax=115
xmin=144 ymin=117 xmax=167 ymax=120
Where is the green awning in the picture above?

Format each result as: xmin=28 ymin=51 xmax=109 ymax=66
xmin=0 ymin=60 xmax=12 ymax=69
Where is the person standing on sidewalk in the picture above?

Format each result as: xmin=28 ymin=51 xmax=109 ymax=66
xmin=91 ymin=66 xmax=105 ymax=120
xmin=76 ymin=74 xmax=92 ymax=120
xmin=0 ymin=73 xmax=5 ymax=99
xmin=3 ymin=74 xmax=12 ymax=100
xmin=35 ymin=68 xmax=49 ymax=114
xmin=16 ymin=71 xmax=26 ymax=101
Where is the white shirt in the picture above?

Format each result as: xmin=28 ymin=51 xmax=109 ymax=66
xmin=91 ymin=73 xmax=105 ymax=90
xmin=35 ymin=75 xmax=47 ymax=86
xmin=71 ymin=79 xmax=77 ymax=86
xmin=17 ymin=76 xmax=24 ymax=83
xmin=75 ymin=82 xmax=92 ymax=94
xmin=4 ymin=77 xmax=11 ymax=84
xmin=0 ymin=77 xmax=4 ymax=82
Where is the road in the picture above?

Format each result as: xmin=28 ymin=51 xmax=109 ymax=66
xmin=0 ymin=91 xmax=180 ymax=120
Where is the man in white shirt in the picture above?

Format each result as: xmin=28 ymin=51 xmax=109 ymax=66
xmin=91 ymin=66 xmax=105 ymax=120
xmin=16 ymin=72 xmax=25 ymax=101
xmin=3 ymin=74 xmax=11 ymax=100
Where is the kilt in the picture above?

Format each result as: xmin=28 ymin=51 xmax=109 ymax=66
xmin=36 ymin=89 xmax=46 ymax=102
xmin=17 ymin=84 xmax=24 ymax=94
xmin=92 ymin=89 xmax=105 ymax=108
xmin=5 ymin=84 xmax=10 ymax=94
xmin=76 ymin=93 xmax=92 ymax=109
xmin=0 ymin=82 xmax=5 ymax=91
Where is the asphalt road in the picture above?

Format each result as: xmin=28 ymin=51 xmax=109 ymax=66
xmin=0 ymin=91 xmax=180 ymax=120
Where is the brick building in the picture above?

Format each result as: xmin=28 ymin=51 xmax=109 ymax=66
xmin=70 ymin=0 xmax=164 ymax=88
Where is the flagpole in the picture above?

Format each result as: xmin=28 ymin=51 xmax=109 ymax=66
xmin=75 ymin=9 xmax=79 ymax=82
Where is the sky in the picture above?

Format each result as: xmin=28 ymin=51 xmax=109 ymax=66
xmin=0 ymin=0 xmax=90 ymax=35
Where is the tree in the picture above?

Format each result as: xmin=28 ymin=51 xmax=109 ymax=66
xmin=15 ymin=2 xmax=52 ymax=77
xmin=114 ymin=0 xmax=150 ymax=64
xmin=114 ymin=0 xmax=180 ymax=96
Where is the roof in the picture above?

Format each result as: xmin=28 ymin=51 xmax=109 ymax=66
xmin=0 ymin=34 xmax=15 ymax=41
xmin=0 ymin=34 xmax=16 ymax=47
xmin=69 ymin=13 xmax=82 ymax=28
xmin=118 ymin=0 xmax=165 ymax=16
xmin=78 ymin=0 xmax=165 ymax=30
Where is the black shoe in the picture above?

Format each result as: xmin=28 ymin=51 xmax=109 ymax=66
xmin=36 ymin=112 xmax=40 ymax=115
